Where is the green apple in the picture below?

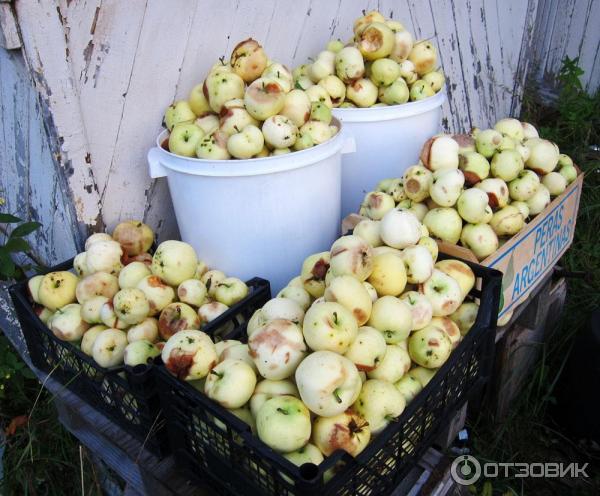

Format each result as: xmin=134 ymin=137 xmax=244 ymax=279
xmin=81 ymin=295 xmax=109 ymax=324
xmin=335 ymin=46 xmax=365 ymax=83
xmin=38 ymin=271 xmax=78 ymax=311
xmin=158 ymin=302 xmax=200 ymax=340
xmin=434 ymin=259 xmax=475 ymax=300
xmin=84 ymin=232 xmax=113 ymax=250
xmin=429 ymin=316 xmax=461 ymax=349
xmin=99 ymin=301 xmax=128 ymax=329
xmin=408 ymin=325 xmax=452 ymax=368
xmin=343 ymin=326 xmax=387 ymax=372
xmin=378 ymin=77 xmax=409 ymax=104
xmin=459 ymin=151 xmax=490 ymax=185
xmin=449 ymin=302 xmax=479 ymax=336
xmin=92 ymin=328 xmax=128 ymax=368
xmin=324 ymin=275 xmax=373 ymax=326
xmin=318 ymin=75 xmax=346 ymax=107
xmin=262 ymin=115 xmax=298 ymax=148
xmin=512 ymin=201 xmax=530 ymax=220
xmin=313 ymin=410 xmax=371 ymax=456
xmin=205 ymin=359 xmax=256 ymax=409
xmin=301 ymin=252 xmax=330 ymax=298
xmin=164 ymin=101 xmax=195 ymax=131
xmin=219 ymin=344 xmax=257 ymax=373
xmin=367 ymin=296 xmax=412 ymax=343
xmin=329 ymin=235 xmax=373 ymax=281
xmin=368 ymin=251 xmax=407 ymax=296
xmin=390 ymin=29 xmax=413 ymax=62
xmin=250 ymin=379 xmax=299 ymax=417
xmin=262 ymin=62 xmax=293 ymax=92
xmin=227 ymin=124 xmax=265 ymax=159
xmin=162 ymin=329 xmax=217 ymax=380
xmin=408 ymin=41 xmax=437 ymax=75
xmin=475 ymin=178 xmax=510 ymax=208
xmin=230 ymin=38 xmax=268 ymax=83
xmin=73 ymin=253 xmax=89 ymax=278
xmin=327 ymin=39 xmax=345 ymax=53
xmin=177 ymin=279 xmax=207 ymax=307
xmin=127 ymin=317 xmax=159 ymax=343
xmin=299 ymin=120 xmax=332 ymax=145
xmin=403 ymin=164 xmax=433 ymax=202
xmin=204 ymin=72 xmax=245 ymax=113
xmin=112 ymin=220 xmax=153 ymax=256
xmin=423 ymin=208 xmax=463 ymax=244
xmin=490 ymin=205 xmax=525 ymax=236
xmin=508 ymin=170 xmax=541 ymax=201
xmin=168 ymin=123 xmax=204 ymax=158
xmin=419 ymin=268 xmax=463 ymax=316
xmin=283 ymin=443 xmax=324 ymax=467
xmin=80 ymin=325 xmax=107 ymax=356
xmin=394 ymin=374 xmax=423 ymax=403
xmin=305 ymin=85 xmax=332 ymax=108
xmin=188 ymin=83 xmax=211 ymax=116
xmin=420 ymin=135 xmax=460 ymax=172
xmin=457 ymin=188 xmax=493 ymax=224
xmin=423 ymin=70 xmax=445 ymax=92
xmin=113 ymin=288 xmax=149 ymax=325
xmin=380 ymin=209 xmax=422 ymax=249
xmin=124 ymin=340 xmax=160 ymax=367
xmin=296 ymin=351 xmax=361 ymax=417
xmin=256 ymin=396 xmax=311 ymax=453
xmin=559 ymin=163 xmax=577 ymax=184
xmin=369 ymin=58 xmax=400 ymax=86
xmin=118 ymin=261 xmax=151 ymax=289
xmin=249 ymin=319 xmax=306 ymax=380
xmin=194 ymin=113 xmax=220 ymax=136
xmin=494 ymin=118 xmax=524 ymax=141
xmin=48 ymin=303 xmax=89 ymax=342
xmin=247 ymin=297 xmax=305 ymax=336
xmin=491 ymin=149 xmax=524 ymax=182
xmin=526 ymin=184 xmax=551 ymax=215
xmin=358 ymin=22 xmax=395 ymax=60
xmin=399 ymin=291 xmax=433 ymax=330
xmin=353 ymin=10 xmax=386 ymax=36
xmin=353 ymin=379 xmax=405 ymax=434
xmin=409 ymin=80 xmax=434 ymax=100
xmin=525 ymin=138 xmax=559 ymax=174
xmin=367 ymin=344 xmax=411 ymax=382
xmin=346 ymin=78 xmax=378 ymax=107
xmin=244 ymin=78 xmax=286 ymax=120
xmin=201 ymin=269 xmax=226 ymax=297
xmin=280 ymin=89 xmax=312 ymax=128
xmin=309 ymin=101 xmax=332 ymax=125
xmin=214 ymin=277 xmax=248 ymax=306
xmin=430 ymin=169 xmax=465 ymax=207
xmin=407 ymin=366 xmax=437 ymax=387
xmin=75 ymin=272 xmax=119 ymax=304
xmin=460 ymin=223 xmax=499 ymax=260
xmin=219 ymin=104 xmax=258 ymax=137
xmin=302 ymin=302 xmax=358 ymax=353
xmin=475 ymin=129 xmax=502 ymax=158
xmin=354 ymin=219 xmax=382 ymax=248
xmin=277 ymin=286 xmax=311 ymax=312
xmin=137 ymin=275 xmax=175 ymax=316
xmin=151 ymin=240 xmax=198 ymax=286
xmin=197 ymin=301 xmax=229 ymax=329
xmin=542 ymin=171 xmax=567 ymax=196
xmin=418 ymin=236 xmax=439 ymax=262
xmin=402 ymin=245 xmax=434 ymax=284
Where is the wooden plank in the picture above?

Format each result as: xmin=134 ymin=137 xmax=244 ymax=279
xmin=14 ymin=1 xmax=103 ymax=237
xmin=0 ymin=2 xmax=20 ymax=49
xmin=0 ymin=48 xmax=79 ymax=265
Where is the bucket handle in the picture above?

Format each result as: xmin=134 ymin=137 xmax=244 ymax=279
xmin=341 ymin=136 xmax=356 ymax=155
xmin=147 ymin=147 xmax=168 ymax=178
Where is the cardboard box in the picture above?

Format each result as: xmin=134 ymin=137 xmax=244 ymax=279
xmin=343 ymin=172 xmax=583 ymax=319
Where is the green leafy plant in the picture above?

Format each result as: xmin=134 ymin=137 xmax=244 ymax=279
xmin=0 ymin=213 xmax=42 ymax=281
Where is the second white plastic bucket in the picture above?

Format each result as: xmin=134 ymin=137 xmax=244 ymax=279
xmin=333 ymin=91 xmax=446 ymax=218
xmin=148 ymin=123 xmax=354 ymax=294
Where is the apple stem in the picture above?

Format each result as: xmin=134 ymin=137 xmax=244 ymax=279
xmin=276 ymin=408 xmax=288 ymax=415
xmin=333 ymin=312 xmax=338 ymax=325
xmin=333 ymin=388 xmax=342 ymax=404
xmin=210 ymin=369 xmax=222 ymax=379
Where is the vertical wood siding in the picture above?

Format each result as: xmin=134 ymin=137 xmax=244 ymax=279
xmin=3 ymin=0 xmax=595 ymax=262
xmin=530 ymin=0 xmax=600 ymax=93
xmin=0 ymin=49 xmax=79 ymax=265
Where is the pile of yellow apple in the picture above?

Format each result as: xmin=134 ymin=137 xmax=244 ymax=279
xmin=161 ymin=209 xmax=480 ymax=468
xmin=164 ymin=40 xmax=338 ymax=160
xmin=294 ymin=10 xmax=445 ymax=107
xmin=27 ymin=221 xmax=250 ymax=369
xmin=358 ymin=118 xmax=578 ymax=260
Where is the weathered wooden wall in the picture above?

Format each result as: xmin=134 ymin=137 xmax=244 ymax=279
xmin=530 ymin=0 xmax=600 ymax=94
xmin=1 ymin=0 xmax=597 ymax=263
xmin=0 ymin=48 xmax=80 ymax=266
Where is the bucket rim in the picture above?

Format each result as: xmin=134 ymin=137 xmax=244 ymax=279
xmin=332 ymin=89 xmax=446 ymax=122
xmin=152 ymin=118 xmax=347 ymax=177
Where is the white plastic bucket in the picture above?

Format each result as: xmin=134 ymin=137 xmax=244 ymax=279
xmin=147 ymin=122 xmax=355 ymax=294
xmin=333 ymin=91 xmax=446 ymax=218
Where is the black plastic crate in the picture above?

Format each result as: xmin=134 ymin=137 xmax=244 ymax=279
xmin=9 ymin=258 xmax=271 ymax=457
xmin=157 ymin=258 xmax=502 ymax=495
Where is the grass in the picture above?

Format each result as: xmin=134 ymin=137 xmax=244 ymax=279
xmin=467 ymin=57 xmax=600 ymax=495
xmin=0 ymin=334 xmax=102 ymax=495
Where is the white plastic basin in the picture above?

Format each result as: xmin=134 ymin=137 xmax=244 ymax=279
xmin=148 ymin=122 xmax=354 ymax=294
xmin=333 ymin=91 xmax=446 ymax=217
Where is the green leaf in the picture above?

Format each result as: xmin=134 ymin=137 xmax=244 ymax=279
xmin=0 ymin=213 xmax=22 ymax=223
xmin=4 ymin=237 xmax=30 ymax=252
xmin=11 ymin=221 xmax=41 ymax=238
xmin=0 ymin=250 xmax=15 ymax=278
